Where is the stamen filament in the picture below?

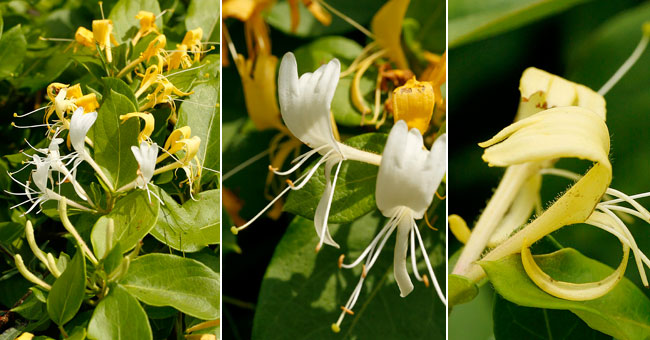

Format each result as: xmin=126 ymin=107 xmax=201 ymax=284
xmin=413 ymin=219 xmax=446 ymax=305
xmin=598 ymin=31 xmax=649 ymax=96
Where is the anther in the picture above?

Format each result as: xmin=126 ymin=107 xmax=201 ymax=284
xmin=338 ymin=254 xmax=345 ymax=268
xmin=423 ymin=274 xmax=430 ymax=288
xmin=361 ymin=264 xmax=367 ymax=278
xmin=230 ymin=226 xmax=239 ymax=235
xmin=286 ymin=179 xmax=296 ymax=188
xmin=315 ymin=244 xmax=322 ymax=253
xmin=340 ymin=306 xmax=354 ymax=315
xmin=268 ymin=165 xmax=278 ymax=172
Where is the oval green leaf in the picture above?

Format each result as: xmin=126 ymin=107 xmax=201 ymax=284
xmin=119 ymin=253 xmax=220 ymax=320
xmin=47 ymin=249 xmax=86 ymax=326
xmin=88 ymin=285 xmax=153 ymax=340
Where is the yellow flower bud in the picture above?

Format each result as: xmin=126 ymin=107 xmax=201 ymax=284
xmin=392 ymin=78 xmax=435 ymax=133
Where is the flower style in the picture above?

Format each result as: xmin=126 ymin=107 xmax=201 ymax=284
xmin=230 ymin=52 xmax=381 ymax=250
xmin=332 ymin=120 xmax=446 ymax=332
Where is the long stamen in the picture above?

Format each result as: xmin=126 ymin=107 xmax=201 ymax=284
xmin=11 ymin=122 xmax=51 ymax=129
xmin=287 ymin=152 xmax=334 ymax=191
xmin=598 ymin=26 xmax=650 ymax=96
xmin=341 ymin=215 xmax=399 ymax=269
xmin=413 ymin=220 xmax=446 ymax=305
xmin=231 ymin=172 xmax=310 ymax=235
xmin=272 ymin=147 xmax=325 ymax=176
xmin=13 ymin=105 xmax=49 ymax=118
xmin=601 ymin=192 xmax=650 ymax=205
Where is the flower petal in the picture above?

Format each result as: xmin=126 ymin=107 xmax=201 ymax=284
xmin=278 ymin=52 xmax=341 ymax=154
xmin=313 ymin=159 xmax=341 ymax=248
xmin=394 ymin=216 xmax=414 ymax=297
xmin=69 ymin=107 xmax=97 ymax=155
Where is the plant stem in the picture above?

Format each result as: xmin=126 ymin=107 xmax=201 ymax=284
xmin=59 ymin=199 xmax=99 ymax=265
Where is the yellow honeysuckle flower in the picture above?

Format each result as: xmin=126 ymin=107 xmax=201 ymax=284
xmin=92 ymin=19 xmax=118 ymax=63
xmin=158 ymin=126 xmax=192 ymax=163
xmin=74 ymin=27 xmax=94 ymax=51
xmin=133 ymin=11 xmax=159 ymax=45
xmin=120 ymin=112 xmax=155 ymax=143
xmin=141 ymin=34 xmax=168 ymax=69
xmin=223 ymin=0 xmax=256 ymax=21
xmin=452 ymin=68 xmax=607 ymax=278
xmin=370 ymin=0 xmax=409 ymax=70
xmin=135 ymin=65 xmax=161 ymax=98
xmin=391 ymin=77 xmax=435 ymax=133
xmin=182 ymin=28 xmax=203 ymax=62
xmin=167 ymin=44 xmax=193 ymax=71
xmin=75 ymin=93 xmax=100 ymax=113
xmin=475 ymin=107 xmax=627 ymax=300
xmin=66 ymin=84 xmax=84 ymax=99
xmin=141 ymin=77 xmax=193 ymax=111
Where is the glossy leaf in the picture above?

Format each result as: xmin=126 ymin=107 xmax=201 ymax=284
xmin=120 ymin=253 xmax=220 ymax=320
xmin=151 ymin=188 xmax=220 ymax=252
xmin=481 ymin=248 xmax=650 ymax=340
xmin=0 ymin=25 xmax=26 ymax=79
xmin=493 ymin=294 xmax=609 ymax=339
xmin=46 ymin=250 xmax=86 ymax=326
xmin=87 ymin=285 xmax=153 ymax=340
xmin=93 ymin=88 xmax=140 ymax=190
xmin=185 ymin=0 xmax=220 ymax=39
xmin=449 ymin=0 xmax=589 ymax=47
xmin=284 ymin=133 xmax=385 ymax=223
xmin=253 ymin=213 xmax=446 ymax=339
xmin=176 ymin=77 xmax=220 ymax=186
xmin=91 ymin=189 xmax=160 ymax=259
xmin=108 ymin=0 xmax=163 ymax=43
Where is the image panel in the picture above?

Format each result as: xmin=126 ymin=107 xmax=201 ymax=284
xmin=222 ymin=0 xmax=447 ymax=338
xmin=0 ymin=1 xmax=220 ymax=339
xmin=448 ymin=1 xmax=650 ymax=339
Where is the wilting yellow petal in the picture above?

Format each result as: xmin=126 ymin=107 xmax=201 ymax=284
xmin=135 ymin=65 xmax=161 ymax=98
xmin=392 ymin=77 xmax=435 ymax=132
xmin=521 ymin=210 xmax=629 ymax=301
xmin=133 ymin=11 xmax=158 ymax=44
xmin=167 ymin=44 xmax=192 ymax=71
xmin=517 ymin=67 xmax=606 ymax=121
xmin=370 ymin=0 xmax=409 ymax=69
xmin=449 ymin=214 xmax=470 ymax=244
xmin=179 ymin=136 xmax=202 ymax=165
xmin=66 ymin=84 xmax=83 ymax=99
xmin=183 ymin=27 xmax=203 ymax=62
xmin=303 ymin=0 xmax=331 ymax=26
xmin=120 ymin=112 xmax=155 ymax=143
xmin=142 ymin=34 xmax=167 ymax=69
xmin=47 ymin=83 xmax=68 ymax=102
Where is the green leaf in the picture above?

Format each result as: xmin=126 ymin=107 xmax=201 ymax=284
xmin=91 ymin=189 xmax=160 ymax=259
xmin=46 ymin=250 xmax=86 ymax=326
xmin=449 ymin=0 xmax=590 ymax=48
xmin=87 ymin=285 xmax=153 ymax=340
xmin=253 ymin=213 xmax=445 ymax=338
xmin=493 ymin=294 xmax=609 ymax=339
xmin=93 ymin=88 xmax=140 ymax=190
xmin=102 ymin=77 xmax=138 ymax=108
xmin=108 ymin=0 xmax=163 ymax=43
xmin=0 ymin=25 xmax=26 ymax=79
xmin=481 ymin=248 xmax=650 ymax=340
xmin=284 ymin=133 xmax=385 ymax=223
xmin=151 ymin=188 xmax=220 ymax=252
xmin=185 ymin=0 xmax=220 ymax=40
xmin=448 ymin=274 xmax=478 ymax=307
xmin=293 ymin=36 xmax=374 ymax=126
xmin=120 ymin=253 xmax=220 ymax=320
xmin=176 ymin=77 xmax=220 ymax=186
xmin=266 ymin=0 xmax=384 ymax=38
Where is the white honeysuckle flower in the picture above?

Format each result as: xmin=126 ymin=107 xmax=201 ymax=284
xmin=131 ymin=141 xmax=162 ymax=203
xmin=69 ymin=107 xmax=97 ymax=159
xmin=332 ymin=120 xmax=447 ymax=333
xmin=231 ymin=52 xmax=381 ymax=250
